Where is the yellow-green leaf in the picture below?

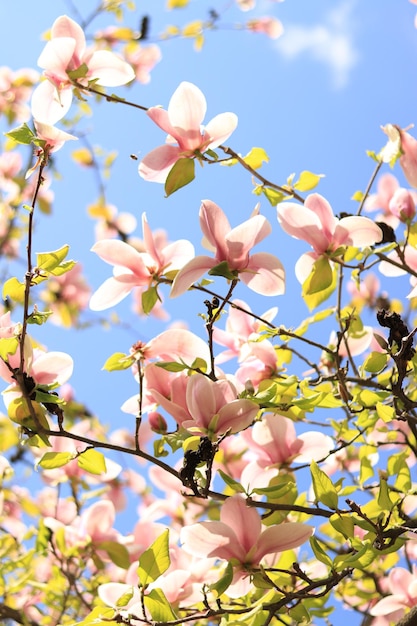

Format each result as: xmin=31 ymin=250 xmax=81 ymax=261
xmin=77 ymin=448 xmax=107 ymax=475
xmin=310 ymin=460 xmax=338 ymax=509
xmin=293 ymin=170 xmax=324 ymax=192
xmin=102 ymin=352 xmax=135 ymax=371
xmin=3 ymin=277 xmax=26 ymax=304
xmin=137 ymin=529 xmax=170 ymax=587
xmin=144 ymin=588 xmax=177 ymax=622
xmin=165 ymin=158 xmax=195 ymax=196
xmin=363 ymin=351 xmax=388 ymax=373
xmin=38 ymin=451 xmax=73 ymax=469
xmin=36 ymin=245 xmax=70 ymax=273
xmin=376 ymin=402 xmax=395 ymax=423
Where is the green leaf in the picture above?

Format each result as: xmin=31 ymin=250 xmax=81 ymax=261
xmin=49 ymin=260 xmax=76 ymax=276
xmin=330 ymin=514 xmax=354 ymax=540
xmin=5 ymin=122 xmax=35 ymax=145
xmin=67 ymin=63 xmax=88 ymax=80
xmin=165 ymin=158 xmax=195 ymax=196
xmin=310 ymin=537 xmax=333 ymax=567
xmin=377 ymin=477 xmax=394 ymax=511
xmin=209 ymin=562 xmax=234 ymax=597
xmin=303 ymin=257 xmax=333 ymax=295
xmin=27 ymin=309 xmax=53 ymax=325
xmin=293 ymin=170 xmax=323 ymax=192
xmin=262 ymin=187 xmax=287 ymax=206
xmin=218 ymin=469 xmax=246 ymax=493
xmin=208 ymin=261 xmax=238 ymax=280
xmin=36 ymin=245 xmax=70 ymax=272
xmin=137 ymin=529 xmax=170 ymax=587
xmin=99 ymin=541 xmax=130 ymax=569
xmin=376 ymin=402 xmax=395 ymax=423
xmin=142 ymin=286 xmax=159 ymax=315
xmin=155 ymin=361 xmax=189 ymax=372
xmin=310 ymin=460 xmax=338 ymax=509
xmin=3 ymin=277 xmax=26 ymax=304
xmin=362 ymin=351 xmax=388 ymax=374
xmin=77 ymin=448 xmax=107 ymax=475
xmin=38 ymin=451 xmax=73 ymax=469
xmin=102 ymin=352 xmax=135 ymax=371
xmin=144 ymin=588 xmax=177 ymax=622
xmin=190 ymin=356 xmax=207 ymax=373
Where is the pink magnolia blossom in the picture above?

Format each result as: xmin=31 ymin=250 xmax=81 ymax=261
xmin=370 ymin=566 xmax=417 ymax=622
xmin=147 ymin=368 xmax=258 ymax=436
xmin=91 ymin=203 xmax=137 ymax=241
xmin=31 ymin=15 xmax=134 ymax=124
xmin=380 ymin=124 xmax=417 ymax=188
xmin=125 ymin=43 xmax=162 ymax=84
xmin=121 ymin=328 xmax=212 ymax=417
xmin=90 ymin=212 xmax=194 ymax=310
xmin=379 ymin=244 xmax=417 ymax=299
xmin=277 ymin=193 xmax=383 ymax=283
xmin=171 ymin=200 xmax=285 ymax=297
xmin=181 ymin=373 xmax=259 ymax=437
xmin=0 ymin=66 xmax=39 ymax=123
xmin=33 ymin=119 xmax=77 ymax=153
xmin=138 ymin=82 xmax=238 ymax=183
xmin=41 ymin=264 xmax=91 ymax=327
xmin=364 ymin=172 xmax=400 ymax=229
xmin=213 ymin=298 xmax=278 ymax=364
xmin=389 ymin=187 xmax=416 ymax=222
xmin=247 ymin=17 xmax=284 ymax=39
xmin=180 ymin=494 xmax=313 ymax=597
xmin=243 ymin=413 xmax=333 ymax=466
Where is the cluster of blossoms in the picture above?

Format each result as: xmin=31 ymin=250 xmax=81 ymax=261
xmin=3 ymin=6 xmax=417 ymax=626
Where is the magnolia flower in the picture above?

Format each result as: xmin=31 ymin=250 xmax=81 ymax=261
xmin=389 ymin=188 xmax=416 ymax=222
xmin=379 ymin=244 xmax=417 ymax=299
xmin=34 ymin=119 xmax=77 ymax=153
xmin=213 ymin=298 xmax=278 ymax=364
xmin=171 ymin=200 xmax=285 ymax=297
xmin=247 ymin=17 xmax=284 ymax=39
xmin=90 ymin=212 xmax=194 ymax=310
xmin=381 ymin=124 xmax=417 ymax=189
xmin=244 ymin=414 xmax=334 ymax=466
xmin=182 ymin=373 xmax=259 ymax=437
xmin=370 ymin=566 xmax=417 ymax=622
xmin=31 ymin=15 xmax=134 ymax=124
xmin=180 ymin=494 xmax=313 ymax=597
xmin=364 ymin=172 xmax=400 ymax=229
xmin=125 ymin=43 xmax=162 ymax=84
xmin=139 ymin=82 xmax=238 ymax=183
xmin=277 ymin=193 xmax=383 ymax=283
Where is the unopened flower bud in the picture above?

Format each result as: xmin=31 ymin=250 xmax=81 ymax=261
xmin=148 ymin=411 xmax=167 ymax=434
xmin=389 ymin=188 xmax=416 ymax=222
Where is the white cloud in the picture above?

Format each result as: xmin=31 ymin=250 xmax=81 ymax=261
xmin=275 ymin=1 xmax=359 ymax=89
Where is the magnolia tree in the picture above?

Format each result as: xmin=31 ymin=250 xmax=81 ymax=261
xmin=2 ymin=2 xmax=417 ymax=625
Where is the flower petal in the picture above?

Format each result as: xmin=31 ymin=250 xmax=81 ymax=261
xmin=87 ymin=50 xmax=135 ymax=86
xmin=253 ymin=522 xmax=313 ymax=563
xmin=181 ymin=521 xmax=245 ymax=561
xmin=170 ymin=255 xmax=215 ymax=298
xmin=89 ymin=276 xmax=136 ymax=310
xmin=205 ymin=112 xmax=238 ymax=149
xmin=241 ymin=252 xmax=285 ymax=296
xmin=139 ymin=145 xmax=181 ymax=182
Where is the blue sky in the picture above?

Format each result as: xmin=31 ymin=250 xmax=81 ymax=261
xmin=1 ymin=1 xmax=417 ymax=622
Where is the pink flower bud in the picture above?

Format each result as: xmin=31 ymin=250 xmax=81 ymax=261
xmin=399 ymin=128 xmax=417 ymax=188
xmin=389 ymin=188 xmax=416 ymax=221
xmin=148 ymin=411 xmax=167 ymax=434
